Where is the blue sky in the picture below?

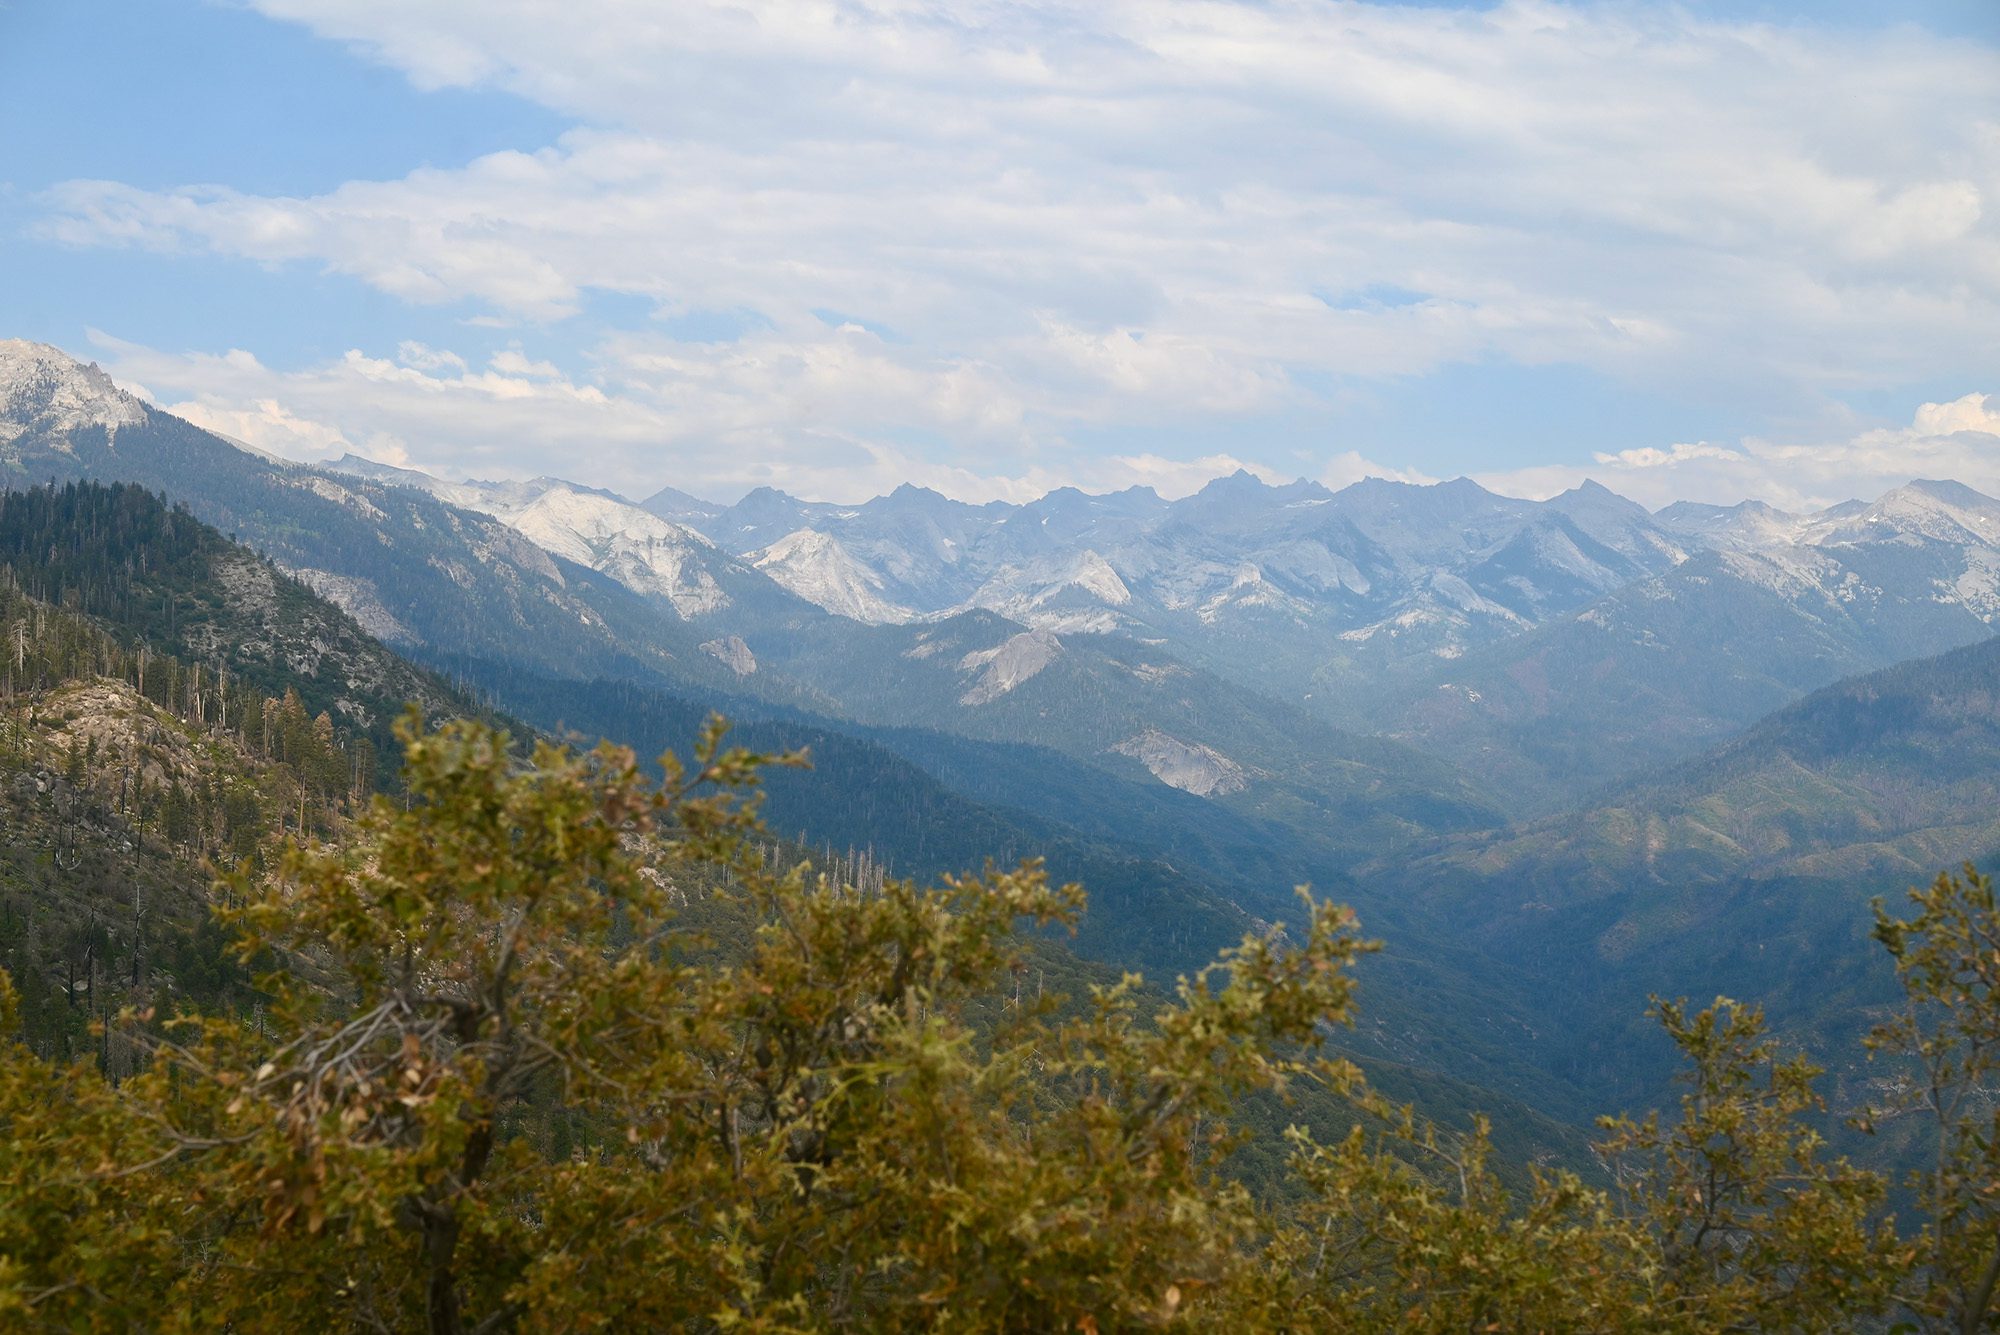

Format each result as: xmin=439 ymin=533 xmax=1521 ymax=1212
xmin=2 ymin=0 xmax=1997 ymax=506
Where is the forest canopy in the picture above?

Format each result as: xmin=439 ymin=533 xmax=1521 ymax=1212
xmin=0 ymin=712 xmax=1997 ymax=1332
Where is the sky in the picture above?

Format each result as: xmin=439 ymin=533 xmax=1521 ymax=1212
xmin=1 ymin=0 xmax=1997 ymax=509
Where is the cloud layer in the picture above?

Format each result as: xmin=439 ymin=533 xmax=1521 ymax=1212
xmin=97 ymin=330 xmax=1311 ymax=502
xmin=36 ymin=0 xmax=2000 ymax=502
xmin=1477 ymin=392 xmax=2000 ymax=510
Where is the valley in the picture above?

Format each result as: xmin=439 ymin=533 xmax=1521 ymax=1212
xmin=5 ymin=336 xmax=1995 ymax=1145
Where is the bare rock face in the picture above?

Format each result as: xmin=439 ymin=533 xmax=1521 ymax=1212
xmin=700 ymin=635 xmax=757 ymax=676
xmin=1111 ymin=728 xmax=1248 ymax=797
xmin=39 ymin=680 xmax=209 ymax=792
xmin=0 ymin=339 xmax=147 ymax=448
xmin=957 ymin=629 xmax=1061 ymax=706
xmin=290 ymin=569 xmax=415 ymax=645
xmin=752 ymin=528 xmax=916 ymax=625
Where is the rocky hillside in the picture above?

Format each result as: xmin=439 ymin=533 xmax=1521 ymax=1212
xmin=0 ymin=572 xmax=383 ymax=1067
xmin=0 ymin=482 xmax=501 ymax=783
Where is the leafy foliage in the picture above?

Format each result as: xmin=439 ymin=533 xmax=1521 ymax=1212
xmin=1 ymin=715 xmax=1998 ymax=1330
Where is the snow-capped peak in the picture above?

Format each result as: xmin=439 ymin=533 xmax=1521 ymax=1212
xmin=0 ymin=339 xmax=147 ymax=441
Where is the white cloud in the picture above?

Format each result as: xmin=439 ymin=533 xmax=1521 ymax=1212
xmin=1479 ymin=391 xmax=2000 ymax=509
xmin=1914 ymin=391 xmax=2000 ymax=438
xmin=1320 ymin=449 xmax=1436 ymax=490
xmin=1591 ymin=441 xmax=1745 ymax=470
xmin=35 ymin=0 xmax=2000 ymax=466
xmin=167 ymin=396 xmax=357 ymax=462
xmin=84 ymin=329 xmax=1306 ymax=502
xmin=488 ymin=349 xmax=563 ymax=379
xmin=396 ymin=341 xmax=467 ymax=372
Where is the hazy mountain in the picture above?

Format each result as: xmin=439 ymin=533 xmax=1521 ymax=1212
xmin=22 ymin=336 xmax=2000 ymax=883
xmin=0 ymin=341 xmax=797 ymax=698
xmin=322 ymin=455 xmax=796 ymax=623
xmin=666 ymin=471 xmax=1704 ymax=723
xmin=748 ymin=527 xmax=919 ymax=624
xmin=1418 ymin=632 xmax=2000 ymax=901
xmin=637 ymin=481 xmax=725 ymax=526
xmin=736 ymin=608 xmax=1506 ymax=860
xmin=1390 ymin=479 xmax=2000 ymax=811
xmin=0 ymin=344 xmax=1505 ymax=859
xmin=639 ymin=470 xmax=2000 ymax=827
xmin=1366 ymin=634 xmax=2000 ymax=1109
xmin=313 ymin=422 xmax=2000 ymax=834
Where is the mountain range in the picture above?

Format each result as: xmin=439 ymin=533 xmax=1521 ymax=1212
xmin=9 ymin=335 xmax=2000 ymax=1135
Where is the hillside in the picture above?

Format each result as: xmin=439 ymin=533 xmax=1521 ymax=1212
xmin=742 ymin=609 xmax=1506 ymax=859
xmin=451 ymin=655 xmax=1600 ymax=1125
xmin=0 ymin=572 xmax=380 ymax=1064
xmin=1361 ymin=638 xmax=2000 ymax=1110
xmin=0 ymin=483 xmax=518 ymax=1064
xmin=1418 ymin=633 xmax=2000 ymax=901
xmin=0 ymin=483 xmax=504 ymax=784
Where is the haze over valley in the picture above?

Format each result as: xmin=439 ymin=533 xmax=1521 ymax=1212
xmin=10 ymin=333 xmax=2000 ymax=1121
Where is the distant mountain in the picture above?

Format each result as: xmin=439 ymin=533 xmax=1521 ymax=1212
xmin=738 ymin=608 xmax=1506 ymax=858
xmin=27 ymin=336 xmax=2000 ymax=885
xmin=749 ymin=527 xmax=918 ymax=624
xmin=1361 ymin=635 xmax=2000 ymax=1110
xmin=0 ymin=339 xmax=147 ymax=444
xmin=309 ymin=418 xmax=2000 ymax=828
xmin=322 ymin=455 xmax=799 ymax=623
xmin=0 ymin=344 xmax=1500 ymax=858
xmin=613 ymin=465 xmax=2000 ymax=820
xmin=637 ymin=481 xmax=724 ymax=526
xmin=1418 ymin=632 xmax=2000 ymax=901
xmin=680 ymin=472 xmax=1687 ymax=685
xmin=0 ymin=341 xmax=814 ymax=703
xmin=1388 ymin=479 xmax=2000 ymax=811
